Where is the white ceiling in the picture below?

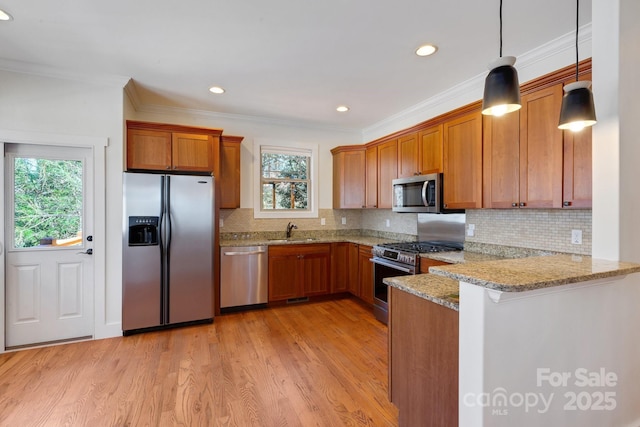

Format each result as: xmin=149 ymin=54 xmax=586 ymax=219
xmin=0 ymin=0 xmax=591 ymax=131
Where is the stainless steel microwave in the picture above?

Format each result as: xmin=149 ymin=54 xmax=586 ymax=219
xmin=392 ymin=173 xmax=462 ymax=213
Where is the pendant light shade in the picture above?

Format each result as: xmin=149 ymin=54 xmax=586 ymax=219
xmin=557 ymin=0 xmax=596 ymax=131
xmin=482 ymin=56 xmax=521 ymax=116
xmin=558 ymin=81 xmax=597 ymax=131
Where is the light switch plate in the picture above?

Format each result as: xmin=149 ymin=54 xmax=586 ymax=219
xmin=321 ymin=218 xmax=326 ymax=226
xmin=341 ymin=217 xmax=346 ymax=225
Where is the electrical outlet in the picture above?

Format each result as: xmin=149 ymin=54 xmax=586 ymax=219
xmin=467 ymin=223 xmax=475 ymax=237
xmin=321 ymin=218 xmax=326 ymax=226
xmin=385 ymin=219 xmax=390 ymax=228
xmin=571 ymin=229 xmax=583 ymax=245
xmin=341 ymin=217 xmax=346 ymax=225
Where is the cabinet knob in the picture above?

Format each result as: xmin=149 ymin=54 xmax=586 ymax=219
xmin=519 ymin=202 xmax=526 ymax=207
xmin=512 ymin=203 xmax=517 ymax=207
xmin=563 ymin=201 xmax=571 ymax=207
xmin=166 ymin=166 xmax=171 ymax=170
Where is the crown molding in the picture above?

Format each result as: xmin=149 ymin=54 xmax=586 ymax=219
xmin=363 ymin=23 xmax=592 ymax=141
xmin=0 ymin=59 xmax=130 ymax=88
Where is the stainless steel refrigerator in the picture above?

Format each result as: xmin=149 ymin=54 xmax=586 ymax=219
xmin=122 ymin=172 xmax=214 ymax=334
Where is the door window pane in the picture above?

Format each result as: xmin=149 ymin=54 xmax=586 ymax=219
xmin=13 ymin=157 xmax=83 ymax=248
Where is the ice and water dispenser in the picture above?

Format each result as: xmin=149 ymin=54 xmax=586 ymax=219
xmin=128 ymin=216 xmax=159 ymax=246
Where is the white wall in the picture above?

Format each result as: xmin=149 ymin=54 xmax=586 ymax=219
xmin=0 ymin=69 xmax=126 ymax=340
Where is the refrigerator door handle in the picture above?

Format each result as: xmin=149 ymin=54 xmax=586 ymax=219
xmin=166 ymin=176 xmax=172 ymax=250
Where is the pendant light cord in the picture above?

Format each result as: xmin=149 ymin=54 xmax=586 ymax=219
xmin=575 ymin=0 xmax=579 ymax=81
xmin=499 ymin=0 xmax=503 ymax=57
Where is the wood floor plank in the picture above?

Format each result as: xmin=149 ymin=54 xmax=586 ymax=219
xmin=0 ymin=298 xmax=398 ymax=426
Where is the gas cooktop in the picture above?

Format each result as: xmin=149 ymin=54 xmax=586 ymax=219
xmin=375 ymin=241 xmax=463 ymax=254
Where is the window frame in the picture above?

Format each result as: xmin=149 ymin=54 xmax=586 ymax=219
xmin=253 ymin=139 xmax=318 ymax=219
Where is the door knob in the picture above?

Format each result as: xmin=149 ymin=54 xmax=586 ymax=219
xmin=77 ymin=249 xmax=93 ymax=255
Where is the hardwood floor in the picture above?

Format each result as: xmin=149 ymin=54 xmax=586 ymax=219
xmin=0 ymin=298 xmax=398 ymax=426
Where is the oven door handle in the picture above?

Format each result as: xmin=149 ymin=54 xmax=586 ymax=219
xmin=370 ymin=258 xmax=414 ymax=274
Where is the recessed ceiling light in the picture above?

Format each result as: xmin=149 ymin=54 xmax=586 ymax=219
xmin=415 ymin=44 xmax=438 ymax=57
xmin=336 ymin=105 xmax=349 ymax=112
xmin=209 ymin=86 xmax=225 ymax=94
xmin=0 ymin=8 xmax=13 ymax=21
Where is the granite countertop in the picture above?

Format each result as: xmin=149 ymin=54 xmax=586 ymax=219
xmin=384 ymin=274 xmax=461 ymax=311
xmin=219 ymin=235 xmax=400 ymax=247
xmin=429 ymin=254 xmax=640 ymax=292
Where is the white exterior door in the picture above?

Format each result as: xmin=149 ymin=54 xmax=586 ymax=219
xmin=4 ymin=144 xmax=94 ymax=349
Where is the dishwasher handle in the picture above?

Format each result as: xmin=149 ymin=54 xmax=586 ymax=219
xmin=224 ymin=250 xmax=266 ymax=256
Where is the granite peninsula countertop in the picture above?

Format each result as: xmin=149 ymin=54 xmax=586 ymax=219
xmin=421 ymin=250 xmax=505 ymax=264
xmin=384 ymin=274 xmax=461 ymax=311
xmin=429 ymin=254 xmax=640 ymax=292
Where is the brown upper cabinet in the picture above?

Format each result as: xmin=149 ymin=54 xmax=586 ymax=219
xmin=126 ymin=121 xmax=222 ymax=174
xmin=220 ymin=135 xmax=243 ymax=209
xmin=377 ymin=139 xmax=399 ymax=209
xmin=397 ymin=133 xmax=419 ymax=178
xmin=331 ymin=146 xmax=366 ymax=209
xmin=518 ymin=84 xmax=564 ymax=208
xmin=562 ymin=73 xmax=593 ymax=209
xmin=443 ymin=109 xmax=483 ymax=209
xmin=365 ymin=146 xmax=378 ymax=208
xmin=482 ymin=111 xmax=521 ymax=208
xmin=418 ymin=124 xmax=444 ymax=175
xmin=397 ymin=126 xmax=443 ymax=178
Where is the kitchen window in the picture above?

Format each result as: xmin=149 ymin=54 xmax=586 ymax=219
xmin=253 ymin=140 xmax=318 ymax=219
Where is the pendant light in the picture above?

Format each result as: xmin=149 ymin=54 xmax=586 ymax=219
xmin=558 ymin=0 xmax=596 ymax=131
xmin=482 ymin=0 xmax=521 ymax=117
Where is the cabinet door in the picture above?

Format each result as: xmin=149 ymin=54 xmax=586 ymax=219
xmin=482 ymin=112 xmax=521 ymax=208
xmin=348 ymin=243 xmax=360 ymax=296
xmin=563 ymin=127 xmax=592 ymax=208
xmin=358 ymin=245 xmax=374 ymax=304
xmin=365 ymin=146 xmax=378 ymax=208
xmin=268 ymin=248 xmax=302 ymax=301
xmin=127 ymin=128 xmax=172 ymax=171
xmin=302 ymin=250 xmax=331 ymax=296
xmin=377 ymin=140 xmax=398 ymax=209
xmin=562 ymin=74 xmax=592 ymax=209
xmin=443 ymin=110 xmax=483 ymax=209
xmin=519 ymin=84 xmax=564 ymax=208
xmin=172 ymin=133 xmax=215 ymax=172
xmin=397 ymin=133 xmax=419 ymax=178
xmin=390 ymin=287 xmax=459 ymax=426
xmin=418 ymin=124 xmax=443 ymax=175
xmin=331 ymin=242 xmax=350 ymax=293
xmin=333 ymin=149 xmax=366 ymax=209
xmin=220 ymin=138 xmax=241 ymax=208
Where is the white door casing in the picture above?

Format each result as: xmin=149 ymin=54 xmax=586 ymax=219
xmin=4 ymin=144 xmax=94 ymax=348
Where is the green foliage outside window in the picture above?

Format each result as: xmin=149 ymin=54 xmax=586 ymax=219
xmin=261 ymin=152 xmax=310 ymax=210
xmin=13 ymin=157 xmax=83 ymax=248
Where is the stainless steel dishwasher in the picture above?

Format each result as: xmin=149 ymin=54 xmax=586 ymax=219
xmin=220 ymin=246 xmax=268 ymax=309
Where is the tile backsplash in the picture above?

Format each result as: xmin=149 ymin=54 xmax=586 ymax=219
xmin=220 ymin=207 xmax=592 ymax=255
xmin=465 ymin=209 xmax=592 ymax=255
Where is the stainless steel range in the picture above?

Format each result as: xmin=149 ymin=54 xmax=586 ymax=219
xmin=371 ymin=213 xmax=466 ymax=324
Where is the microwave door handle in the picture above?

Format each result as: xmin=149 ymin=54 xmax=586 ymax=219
xmin=422 ymin=180 xmax=430 ymax=206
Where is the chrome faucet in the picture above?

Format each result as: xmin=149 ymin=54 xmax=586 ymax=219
xmin=286 ymin=222 xmax=297 ymax=238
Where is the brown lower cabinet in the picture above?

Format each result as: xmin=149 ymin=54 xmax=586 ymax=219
xmin=389 ymin=286 xmax=458 ymax=427
xmin=269 ymin=242 xmax=374 ymax=304
xmin=344 ymin=243 xmax=374 ymax=304
xmin=268 ymin=244 xmax=331 ymax=301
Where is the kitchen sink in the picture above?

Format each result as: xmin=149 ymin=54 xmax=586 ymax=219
xmin=268 ymin=238 xmax=318 ymax=243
